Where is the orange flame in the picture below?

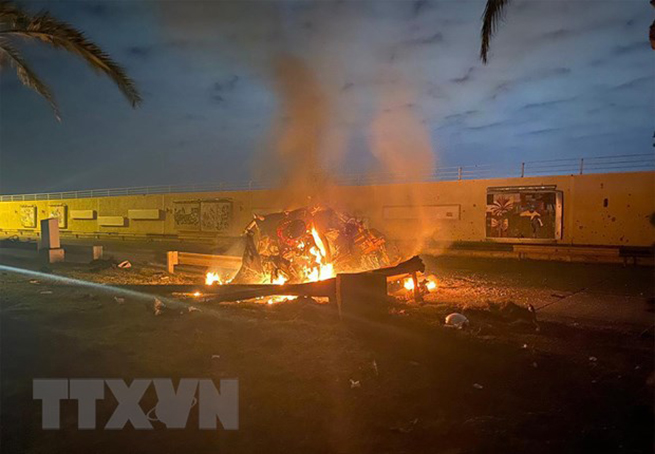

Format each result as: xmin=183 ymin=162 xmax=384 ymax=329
xmin=305 ymin=227 xmax=335 ymax=282
xmin=206 ymin=272 xmax=222 ymax=286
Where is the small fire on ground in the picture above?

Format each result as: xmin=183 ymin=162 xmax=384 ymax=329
xmin=395 ymin=273 xmax=438 ymax=300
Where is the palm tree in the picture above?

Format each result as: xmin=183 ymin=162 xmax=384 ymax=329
xmin=479 ymin=0 xmax=509 ymax=64
xmin=0 ymin=0 xmax=141 ymax=120
xmin=480 ymin=0 xmax=655 ymax=63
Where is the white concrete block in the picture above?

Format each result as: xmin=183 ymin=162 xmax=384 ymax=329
xmin=128 ymin=209 xmax=161 ymax=220
xmin=70 ymin=210 xmax=96 ymax=220
xmin=98 ymin=216 xmax=126 ymax=227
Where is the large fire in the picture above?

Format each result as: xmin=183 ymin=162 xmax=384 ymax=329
xmin=203 ymin=206 xmax=437 ymax=304
xmin=219 ymin=206 xmax=394 ymax=286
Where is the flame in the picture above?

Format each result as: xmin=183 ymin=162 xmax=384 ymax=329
xmin=271 ymin=274 xmax=287 ymax=285
xmin=206 ymin=272 xmax=222 ymax=286
xmin=304 ymin=227 xmax=335 ymax=282
xmin=205 ymin=225 xmax=336 ymax=307
xmin=402 ymin=275 xmax=437 ymax=293
xmin=266 ymin=295 xmax=295 ymax=305
xmin=311 ymin=227 xmax=327 ymax=257
xmin=206 ymin=272 xmax=233 ymax=286
xmin=193 ymin=291 xmax=202 ymax=297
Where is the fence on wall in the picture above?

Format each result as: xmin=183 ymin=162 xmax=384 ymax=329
xmin=1 ymin=153 xmax=653 ymax=202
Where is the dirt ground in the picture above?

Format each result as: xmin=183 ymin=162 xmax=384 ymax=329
xmin=0 ymin=251 xmax=653 ymax=454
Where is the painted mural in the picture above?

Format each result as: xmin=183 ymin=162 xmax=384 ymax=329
xmin=174 ymin=199 xmax=232 ymax=233
xmin=19 ymin=205 xmax=37 ymax=228
xmin=49 ymin=205 xmax=68 ymax=229
xmin=486 ymin=190 xmax=559 ymax=239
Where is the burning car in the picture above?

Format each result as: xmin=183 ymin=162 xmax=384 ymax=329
xmin=230 ymin=206 xmax=397 ymax=285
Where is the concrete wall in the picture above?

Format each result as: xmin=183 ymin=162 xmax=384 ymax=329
xmin=1 ymin=172 xmax=653 ymax=247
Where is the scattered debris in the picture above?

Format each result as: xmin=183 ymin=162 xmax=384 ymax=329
xmin=473 ymin=383 xmax=484 ymax=390
xmin=117 ymin=260 xmax=132 ymax=269
xmin=114 ymin=297 xmax=125 ymax=304
xmin=211 ymin=355 xmax=221 ymax=360
xmin=372 ymin=360 xmax=379 ymax=376
xmin=485 ymin=301 xmax=540 ymax=331
xmin=39 ymin=290 xmax=53 ymax=295
xmin=29 ymin=280 xmax=39 ymax=284
xmin=89 ymin=258 xmax=115 ymax=272
xmin=349 ymin=379 xmax=361 ymax=389
xmin=445 ymin=312 xmax=469 ymax=329
xmin=589 ymin=356 xmax=598 ymax=362
xmin=153 ymin=298 xmax=166 ymax=316
xmin=188 ymin=306 xmax=201 ymax=313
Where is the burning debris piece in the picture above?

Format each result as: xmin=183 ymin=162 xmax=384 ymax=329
xmin=389 ymin=273 xmax=439 ymax=301
xmin=229 ymin=207 xmax=396 ymax=285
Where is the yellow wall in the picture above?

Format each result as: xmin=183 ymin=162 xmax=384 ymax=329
xmin=1 ymin=172 xmax=653 ymax=247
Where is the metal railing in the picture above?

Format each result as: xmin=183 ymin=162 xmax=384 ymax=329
xmin=1 ymin=153 xmax=653 ymax=202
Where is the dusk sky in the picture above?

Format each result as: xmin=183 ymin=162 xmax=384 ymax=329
xmin=1 ymin=0 xmax=653 ymax=194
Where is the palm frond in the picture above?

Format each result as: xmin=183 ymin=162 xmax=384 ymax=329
xmin=0 ymin=40 xmax=60 ymax=120
xmin=0 ymin=8 xmax=141 ymax=107
xmin=480 ymin=0 xmax=510 ymax=64
xmin=0 ymin=0 xmax=31 ymax=27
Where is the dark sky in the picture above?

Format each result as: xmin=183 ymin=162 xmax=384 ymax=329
xmin=1 ymin=0 xmax=653 ymax=194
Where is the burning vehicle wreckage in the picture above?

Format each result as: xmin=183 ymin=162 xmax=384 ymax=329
xmin=233 ymin=207 xmax=392 ymax=285
xmin=199 ymin=207 xmax=439 ymax=308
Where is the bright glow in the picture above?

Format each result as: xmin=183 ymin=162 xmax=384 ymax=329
xmin=426 ymin=280 xmax=437 ymax=291
xmin=311 ymin=227 xmax=327 ymax=257
xmin=272 ymin=274 xmax=287 ymax=285
xmin=206 ymin=272 xmax=222 ymax=286
xmin=404 ymin=277 xmax=415 ymax=290
xmin=206 ymin=272 xmax=233 ymax=286
xmin=266 ymin=295 xmax=295 ymax=305
xmin=304 ymin=227 xmax=336 ymax=282
xmin=193 ymin=291 xmax=201 ymax=297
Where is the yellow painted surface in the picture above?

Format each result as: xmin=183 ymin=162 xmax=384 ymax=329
xmin=1 ymin=172 xmax=653 ymax=247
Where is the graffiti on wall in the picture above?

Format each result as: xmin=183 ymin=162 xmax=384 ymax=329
xmin=200 ymin=201 xmax=232 ymax=232
xmin=486 ymin=189 xmax=561 ymax=240
xmin=49 ymin=205 xmax=68 ymax=229
xmin=19 ymin=205 xmax=37 ymax=228
xmin=174 ymin=199 xmax=232 ymax=233
xmin=173 ymin=201 xmax=201 ymax=231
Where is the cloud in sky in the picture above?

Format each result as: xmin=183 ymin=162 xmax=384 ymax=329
xmin=0 ymin=0 xmax=652 ymax=193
